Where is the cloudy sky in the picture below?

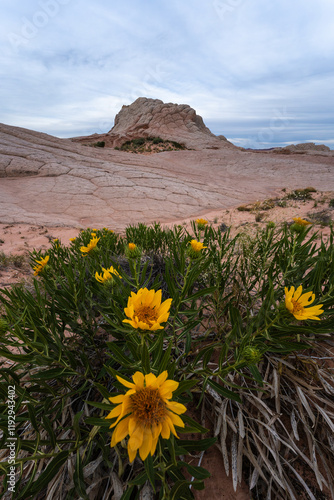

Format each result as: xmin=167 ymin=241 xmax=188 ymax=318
xmin=1 ymin=0 xmax=333 ymax=149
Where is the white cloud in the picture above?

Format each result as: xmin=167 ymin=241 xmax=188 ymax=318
xmin=0 ymin=0 xmax=333 ymax=148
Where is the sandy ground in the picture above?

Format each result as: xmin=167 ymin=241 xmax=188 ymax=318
xmin=0 ymin=189 xmax=332 ymax=287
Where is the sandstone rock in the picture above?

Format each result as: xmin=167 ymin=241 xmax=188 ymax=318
xmin=275 ymin=142 xmax=331 ymax=155
xmin=1 ymin=114 xmax=334 ymax=231
xmin=72 ymin=97 xmax=235 ymax=150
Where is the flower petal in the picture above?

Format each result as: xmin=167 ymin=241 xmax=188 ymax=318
xmin=156 ymin=371 xmax=168 ymax=387
xmin=132 ymin=371 xmax=145 ymax=388
xmin=116 ymin=375 xmax=135 ymax=389
xmin=128 ymin=425 xmax=144 ymax=451
xmin=110 ymin=416 xmax=130 ymax=446
xmin=166 ymin=401 xmax=187 ymax=415
xmin=293 ymin=286 xmax=303 ymax=301
xmin=139 ymin=428 xmax=153 ymax=461
xmin=167 ymin=410 xmax=185 ymax=428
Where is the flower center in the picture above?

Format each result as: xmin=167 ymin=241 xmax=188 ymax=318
xmin=130 ymin=387 xmax=166 ymax=426
xmin=291 ymin=299 xmax=304 ymax=314
xmin=136 ymin=306 xmax=158 ymax=325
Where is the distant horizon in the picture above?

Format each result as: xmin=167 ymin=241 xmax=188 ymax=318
xmin=3 ymin=110 xmax=332 ymax=151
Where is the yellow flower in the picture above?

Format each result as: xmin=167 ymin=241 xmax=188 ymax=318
xmin=91 ymin=232 xmax=97 ymax=237
xmin=106 ymin=371 xmax=187 ymax=462
xmin=292 ymin=217 xmax=312 ymax=226
xmin=80 ymin=237 xmax=100 ymax=255
xmin=33 ymin=255 xmax=49 ymax=276
xmin=196 ymin=218 xmax=208 ymax=229
xmin=190 ymin=240 xmax=207 ymax=252
xmin=95 ymin=266 xmax=121 ymax=284
xmin=69 ymin=237 xmax=76 ymax=242
xmin=285 ymin=285 xmax=324 ymax=321
xmin=126 ymin=242 xmax=141 ymax=259
xmin=123 ymin=288 xmax=172 ymax=331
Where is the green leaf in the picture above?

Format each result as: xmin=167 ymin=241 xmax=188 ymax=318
xmin=170 ymin=479 xmax=194 ymax=500
xmin=144 ymin=453 xmax=156 ymax=491
xmin=248 ymin=364 xmax=264 ymax=386
xmin=85 ymin=400 xmax=114 ymax=411
xmin=141 ymin=339 xmax=150 ymax=374
xmin=180 ymin=415 xmax=209 ymax=434
xmin=21 ymin=450 xmax=69 ymax=497
xmin=207 ymin=378 xmax=242 ymax=403
xmin=173 ymin=379 xmax=198 ymax=396
xmin=42 ymin=415 xmax=56 ymax=449
xmin=177 ymin=437 xmax=217 ymax=452
xmin=120 ymin=485 xmax=135 ymax=500
xmin=128 ymin=470 xmax=148 ymax=486
xmin=106 ymin=341 xmax=134 ymax=366
xmin=178 ymin=461 xmax=211 ymax=480
xmin=73 ymin=450 xmax=89 ymax=500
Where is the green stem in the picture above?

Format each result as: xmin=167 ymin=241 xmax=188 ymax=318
xmin=157 ymin=440 xmax=170 ymax=499
xmin=171 ymin=261 xmax=192 ymax=348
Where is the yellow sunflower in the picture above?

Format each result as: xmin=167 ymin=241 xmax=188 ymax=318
xmin=95 ymin=266 xmax=121 ymax=284
xmin=123 ymin=288 xmax=172 ymax=331
xmin=80 ymin=237 xmax=100 ymax=255
xmin=33 ymin=255 xmax=49 ymax=276
xmin=106 ymin=370 xmax=187 ymax=462
xmin=285 ymin=285 xmax=324 ymax=320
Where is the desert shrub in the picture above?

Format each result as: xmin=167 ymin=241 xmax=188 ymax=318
xmin=285 ymin=188 xmax=315 ymax=201
xmin=92 ymin=141 xmax=105 ymax=148
xmin=152 ymin=137 xmax=164 ymax=144
xmin=132 ymin=138 xmax=145 ymax=147
xmin=170 ymin=141 xmax=185 ymax=149
xmin=0 ymin=223 xmax=333 ymax=499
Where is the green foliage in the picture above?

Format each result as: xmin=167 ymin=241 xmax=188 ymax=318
xmin=118 ymin=137 xmax=186 ymax=153
xmin=0 ymin=223 xmax=333 ymax=498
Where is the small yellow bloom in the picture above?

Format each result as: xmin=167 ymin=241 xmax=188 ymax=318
xmin=95 ymin=266 xmax=121 ymax=284
xmin=196 ymin=218 xmax=208 ymax=229
xmin=285 ymin=285 xmax=324 ymax=321
xmin=123 ymin=288 xmax=172 ymax=331
xmin=80 ymin=237 xmax=100 ymax=255
xmin=69 ymin=237 xmax=76 ymax=242
xmin=33 ymin=255 xmax=49 ymax=276
xmin=106 ymin=371 xmax=187 ymax=462
xmin=91 ymin=232 xmax=97 ymax=237
xmin=188 ymin=240 xmax=207 ymax=259
xmin=190 ymin=240 xmax=207 ymax=252
xmin=126 ymin=242 xmax=141 ymax=259
xmin=292 ymin=217 xmax=312 ymax=226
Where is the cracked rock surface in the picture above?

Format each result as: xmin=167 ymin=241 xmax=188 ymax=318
xmin=1 ymin=121 xmax=333 ymax=231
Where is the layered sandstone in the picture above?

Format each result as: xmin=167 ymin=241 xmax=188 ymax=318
xmin=73 ymin=97 xmax=235 ymax=150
